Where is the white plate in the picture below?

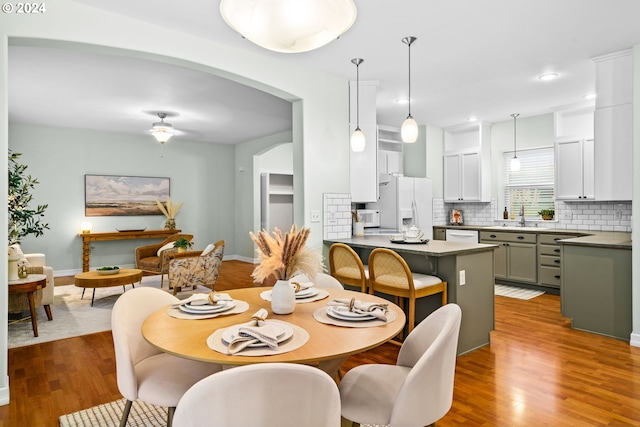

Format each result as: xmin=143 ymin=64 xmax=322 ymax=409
xmin=221 ymin=322 xmax=293 ymax=348
xmin=326 ymin=306 xmax=376 ymax=321
xmin=295 ymin=288 xmax=319 ymax=299
xmin=179 ymin=300 xmax=236 ymax=314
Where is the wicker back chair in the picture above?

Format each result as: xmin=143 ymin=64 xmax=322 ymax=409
xmin=329 ymin=243 xmax=369 ymax=293
xmin=368 ymin=248 xmax=447 ymax=333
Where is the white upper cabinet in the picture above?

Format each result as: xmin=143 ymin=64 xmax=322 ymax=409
xmin=377 ymin=125 xmax=403 ymax=177
xmin=555 ymin=138 xmax=594 ymax=201
xmin=592 ymin=49 xmax=633 ymax=201
xmin=443 ymin=121 xmax=491 ymax=202
xmin=349 ymin=81 xmax=379 ymax=203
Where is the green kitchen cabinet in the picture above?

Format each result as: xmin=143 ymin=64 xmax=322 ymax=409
xmin=480 ymin=231 xmax=537 ymax=284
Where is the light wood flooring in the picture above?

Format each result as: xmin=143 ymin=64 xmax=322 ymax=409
xmin=2 ymin=260 xmax=640 ymax=426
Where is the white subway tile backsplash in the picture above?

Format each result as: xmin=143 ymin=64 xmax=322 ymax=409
xmin=323 ymin=193 xmax=353 ymax=240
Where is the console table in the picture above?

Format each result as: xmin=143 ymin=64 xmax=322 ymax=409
xmin=78 ymin=229 xmax=181 ymax=272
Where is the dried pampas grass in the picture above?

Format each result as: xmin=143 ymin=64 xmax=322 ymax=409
xmin=156 ymin=198 xmax=183 ymax=219
xmin=249 ymin=225 xmax=323 ymax=283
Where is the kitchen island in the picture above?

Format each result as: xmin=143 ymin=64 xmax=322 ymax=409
xmin=323 ymin=236 xmax=497 ymax=355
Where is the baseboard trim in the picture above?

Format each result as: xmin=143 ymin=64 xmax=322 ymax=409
xmin=0 ymin=377 xmax=10 ymax=406
xmin=630 ymin=331 xmax=640 ymax=348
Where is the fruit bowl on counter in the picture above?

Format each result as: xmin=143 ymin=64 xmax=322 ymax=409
xmin=96 ymin=266 xmax=120 ymax=275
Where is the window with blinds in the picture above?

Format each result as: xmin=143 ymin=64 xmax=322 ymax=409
xmin=504 ymin=147 xmax=555 ymax=217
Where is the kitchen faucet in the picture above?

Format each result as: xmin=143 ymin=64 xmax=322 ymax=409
xmin=519 ymin=204 xmax=526 ymax=227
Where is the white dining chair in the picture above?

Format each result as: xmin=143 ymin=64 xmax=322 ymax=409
xmin=339 ymin=303 xmax=462 ymax=427
xmin=173 ymin=363 xmax=341 ymax=427
xmin=291 ymin=272 xmax=344 ymax=289
xmin=111 ymin=287 xmax=222 ymax=427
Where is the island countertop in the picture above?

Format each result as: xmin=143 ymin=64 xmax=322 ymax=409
xmin=324 ymin=235 xmax=497 ymax=257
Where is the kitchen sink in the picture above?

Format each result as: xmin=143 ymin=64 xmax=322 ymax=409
xmin=482 ymin=226 xmax=550 ymax=231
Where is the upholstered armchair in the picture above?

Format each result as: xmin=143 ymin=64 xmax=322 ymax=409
xmin=168 ymin=240 xmax=224 ymax=295
xmin=7 ymin=244 xmax=54 ymax=320
xmin=134 ymin=234 xmax=193 ymax=286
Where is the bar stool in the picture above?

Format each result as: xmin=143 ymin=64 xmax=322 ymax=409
xmin=329 ymin=243 xmax=369 ymax=293
xmin=368 ymin=247 xmax=447 ymax=334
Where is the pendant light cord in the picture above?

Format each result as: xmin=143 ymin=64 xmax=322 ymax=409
xmin=356 ymin=61 xmax=360 ymax=128
xmin=402 ymin=37 xmax=417 ymax=119
xmin=511 ymin=113 xmax=519 ymax=156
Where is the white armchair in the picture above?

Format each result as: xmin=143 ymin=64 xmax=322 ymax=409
xmin=8 ymin=244 xmax=54 ymax=320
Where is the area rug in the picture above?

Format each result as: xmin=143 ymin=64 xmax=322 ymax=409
xmin=8 ymin=276 xmax=207 ymax=348
xmin=59 ymin=398 xmax=387 ymax=427
xmin=494 ymin=284 xmax=544 ymax=300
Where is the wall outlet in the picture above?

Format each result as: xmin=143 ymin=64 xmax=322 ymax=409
xmin=459 ymin=270 xmax=466 ymax=285
xmin=615 ymin=209 xmax=622 ymax=220
xmin=311 ymin=210 xmax=321 ymax=223
xmin=563 ymin=211 xmax=572 ymax=220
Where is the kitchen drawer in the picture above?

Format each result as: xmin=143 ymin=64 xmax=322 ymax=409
xmin=540 ymin=254 xmax=561 ymax=267
xmin=479 ymin=231 xmax=537 ymax=244
xmin=539 ymin=244 xmax=561 ymax=256
xmin=539 ymin=234 xmax=579 ymax=245
xmin=539 ymin=266 xmax=561 ymax=288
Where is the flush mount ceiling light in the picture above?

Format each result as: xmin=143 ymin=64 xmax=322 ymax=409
xmin=219 ymin=0 xmax=357 ymax=53
xmin=538 ymin=73 xmax=558 ymax=81
xmin=510 ymin=113 xmax=521 ymax=172
xmin=401 ymin=36 xmax=418 ymax=143
xmin=350 ymin=58 xmax=365 ymax=152
xmin=150 ymin=112 xmax=174 ymax=144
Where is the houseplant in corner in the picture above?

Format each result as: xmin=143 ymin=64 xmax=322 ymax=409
xmin=249 ymin=225 xmax=323 ymax=314
xmin=538 ymin=209 xmax=555 ymax=220
xmin=173 ymin=237 xmax=193 ymax=253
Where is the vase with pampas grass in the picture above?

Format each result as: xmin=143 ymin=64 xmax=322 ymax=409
xmin=249 ymin=225 xmax=323 ymax=314
xmin=156 ymin=198 xmax=183 ymax=230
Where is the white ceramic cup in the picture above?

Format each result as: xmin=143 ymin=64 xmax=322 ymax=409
xmin=390 ymin=233 xmax=404 ymax=241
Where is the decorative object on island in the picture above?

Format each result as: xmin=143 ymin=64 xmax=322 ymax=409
xmin=351 ymin=210 xmax=364 ymax=236
xmin=538 ymin=209 xmax=555 ymax=220
xmin=510 ymin=113 xmax=521 ymax=171
xmin=249 ymin=225 xmax=323 ymax=314
xmin=173 ymin=237 xmax=194 ymax=253
xmin=350 ymin=58 xmax=366 ymax=152
xmin=85 ymin=175 xmax=170 ymax=216
xmin=219 ymin=0 xmax=357 ymax=54
xmin=401 ymin=36 xmax=418 ymax=143
xmin=8 ymin=150 xmax=49 ymax=245
xmin=156 ymin=197 xmax=183 ymax=230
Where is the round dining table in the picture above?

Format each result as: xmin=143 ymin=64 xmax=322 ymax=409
xmin=142 ymin=287 xmax=405 ymax=373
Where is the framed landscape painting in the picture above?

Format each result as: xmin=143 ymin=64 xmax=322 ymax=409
xmin=85 ymin=174 xmax=170 ymax=216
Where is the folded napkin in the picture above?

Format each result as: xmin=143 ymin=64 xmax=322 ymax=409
xmin=172 ymin=292 xmax=233 ymax=308
xmin=290 ymin=281 xmax=314 ymax=293
xmin=227 ymin=308 xmax=281 ymax=354
xmin=327 ymin=298 xmax=389 ymax=321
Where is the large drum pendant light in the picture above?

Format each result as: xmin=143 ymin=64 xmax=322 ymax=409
xmin=220 ymin=0 xmax=357 ymax=53
xmin=510 ymin=113 xmax=521 ymax=171
xmin=350 ymin=58 xmax=365 ymax=152
xmin=401 ymin=36 xmax=418 ymax=143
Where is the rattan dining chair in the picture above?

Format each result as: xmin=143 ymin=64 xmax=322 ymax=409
xmin=368 ymin=247 xmax=447 ymax=334
xmin=329 ymin=243 xmax=369 ymax=293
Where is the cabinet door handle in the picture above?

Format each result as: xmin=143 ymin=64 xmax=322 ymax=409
xmin=554 ymin=275 xmax=561 ymax=279
xmin=490 ymin=234 xmax=497 ymax=238
xmin=554 ymin=249 xmax=560 ymax=253
xmin=504 ymin=243 xmax=509 ymax=246
xmin=554 ymin=238 xmax=561 ymax=241
xmin=517 ymin=235 xmax=524 ymax=239
xmin=554 ymin=259 xmax=560 ymax=264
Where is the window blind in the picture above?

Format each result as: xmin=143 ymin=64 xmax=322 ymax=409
xmin=504 ymin=147 xmax=555 ymax=217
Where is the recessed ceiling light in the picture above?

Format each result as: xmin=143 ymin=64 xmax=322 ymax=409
xmin=538 ymin=73 xmax=558 ymax=81
xmin=468 ymin=116 xmax=478 ymax=122
xmin=395 ymin=97 xmax=410 ymax=104
xmin=583 ymin=93 xmax=597 ymax=99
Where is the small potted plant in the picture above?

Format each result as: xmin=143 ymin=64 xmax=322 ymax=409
xmin=538 ymin=209 xmax=555 ymax=220
xmin=173 ymin=237 xmax=193 ymax=253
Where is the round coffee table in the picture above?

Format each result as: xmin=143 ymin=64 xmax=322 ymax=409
xmin=8 ymin=274 xmax=49 ymax=337
xmin=74 ymin=268 xmax=143 ymax=306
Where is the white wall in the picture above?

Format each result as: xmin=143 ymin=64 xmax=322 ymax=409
xmin=0 ymin=0 xmax=349 ymax=404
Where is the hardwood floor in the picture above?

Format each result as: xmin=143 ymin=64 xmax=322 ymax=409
xmin=3 ymin=260 xmax=640 ymax=426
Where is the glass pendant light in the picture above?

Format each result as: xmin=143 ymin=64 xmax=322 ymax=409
xmin=510 ymin=113 xmax=521 ymax=171
xmin=350 ymin=58 xmax=365 ymax=152
xmin=401 ymin=36 xmax=418 ymax=143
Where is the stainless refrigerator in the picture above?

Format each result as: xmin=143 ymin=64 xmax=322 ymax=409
xmin=377 ymin=176 xmax=433 ymax=239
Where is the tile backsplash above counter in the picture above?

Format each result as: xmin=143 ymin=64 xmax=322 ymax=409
xmin=434 ymin=198 xmax=632 ymax=232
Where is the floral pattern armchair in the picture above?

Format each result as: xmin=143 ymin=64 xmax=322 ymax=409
xmin=168 ymin=240 xmax=224 ymax=295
